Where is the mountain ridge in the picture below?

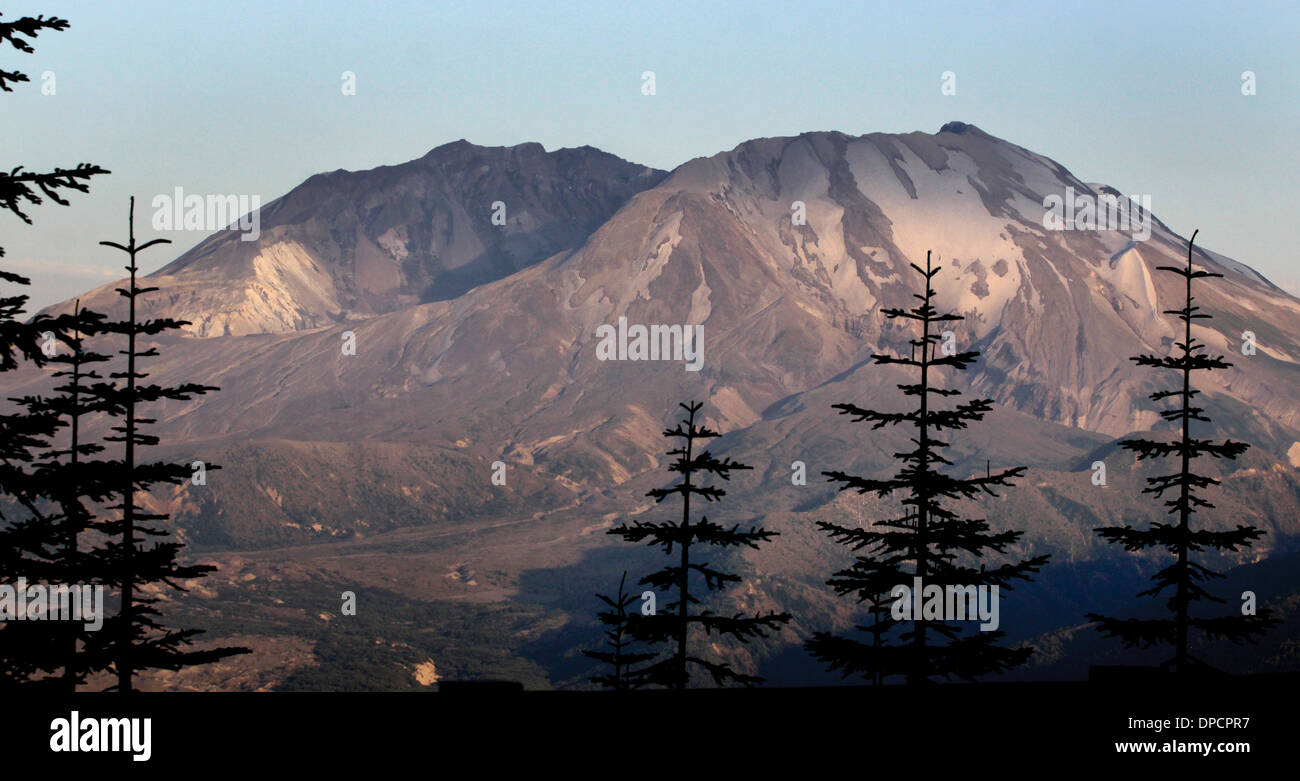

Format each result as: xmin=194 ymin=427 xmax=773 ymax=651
xmin=11 ymin=123 xmax=1300 ymax=686
xmin=48 ymin=140 xmax=667 ymax=336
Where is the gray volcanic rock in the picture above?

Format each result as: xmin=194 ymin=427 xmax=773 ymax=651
xmin=46 ymin=142 xmax=666 ymax=336
xmin=12 ymin=125 xmax=1300 ymax=687
xmin=24 ymin=123 xmax=1300 ymax=531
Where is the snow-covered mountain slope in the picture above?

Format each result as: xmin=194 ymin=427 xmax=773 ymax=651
xmin=16 ymin=123 xmax=1300 ymax=554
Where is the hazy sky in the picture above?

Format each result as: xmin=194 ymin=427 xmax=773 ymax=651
xmin=5 ymin=0 xmax=1298 ymax=310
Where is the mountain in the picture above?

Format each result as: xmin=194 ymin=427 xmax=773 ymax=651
xmin=51 ymin=141 xmax=666 ymax=336
xmin=14 ymin=123 xmax=1300 ymax=688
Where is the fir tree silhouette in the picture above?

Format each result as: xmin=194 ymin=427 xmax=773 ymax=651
xmin=0 ymin=14 xmax=107 ymax=226
xmin=1086 ymin=230 xmax=1277 ymax=674
xmin=10 ymin=301 xmax=120 ymax=691
xmin=809 ymin=252 xmax=1049 ymax=685
xmin=581 ymin=571 xmax=656 ymax=689
xmin=86 ymin=197 xmax=248 ymax=692
xmin=608 ymin=401 xmax=789 ymax=688
xmin=0 ymin=11 xmax=109 ymax=688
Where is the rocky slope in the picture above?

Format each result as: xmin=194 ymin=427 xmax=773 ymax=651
xmin=15 ymin=122 xmax=1300 ymax=686
xmin=48 ymin=142 xmax=666 ymax=337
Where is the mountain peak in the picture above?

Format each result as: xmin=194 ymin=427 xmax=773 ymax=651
xmin=939 ymin=120 xmax=983 ymax=135
xmin=423 ymin=139 xmax=552 ymax=160
xmin=46 ymin=138 xmax=666 ymax=336
xmin=428 ymin=138 xmax=473 ymax=153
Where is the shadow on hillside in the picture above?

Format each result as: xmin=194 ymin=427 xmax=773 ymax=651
xmin=514 ymin=542 xmax=666 ymax=688
xmin=513 ymin=540 xmax=1300 ymax=687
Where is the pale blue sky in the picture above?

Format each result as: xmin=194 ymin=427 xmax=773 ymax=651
xmin=5 ymin=0 xmax=1298 ymax=309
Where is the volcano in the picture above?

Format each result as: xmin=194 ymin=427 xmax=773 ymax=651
xmin=18 ymin=122 xmax=1300 ymax=688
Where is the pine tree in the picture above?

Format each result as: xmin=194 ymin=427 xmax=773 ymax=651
xmin=1086 ymin=230 xmax=1276 ymax=674
xmin=0 ymin=13 xmax=108 ymax=229
xmin=0 ymin=11 xmax=109 ymax=688
xmin=581 ymin=571 xmax=656 ymax=690
xmin=608 ymin=401 xmax=790 ymax=688
xmin=9 ymin=302 xmax=120 ymax=691
xmin=1 ymin=11 xmax=110 ymax=372
xmin=0 ymin=11 xmax=108 ymax=474
xmin=87 ymin=197 xmax=248 ymax=692
xmin=809 ymin=252 xmax=1049 ymax=685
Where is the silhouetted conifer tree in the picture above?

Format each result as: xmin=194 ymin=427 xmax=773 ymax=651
xmin=0 ymin=12 xmax=109 ymax=688
xmin=608 ymin=401 xmax=789 ymax=688
xmin=809 ymin=252 xmax=1049 ymax=684
xmin=581 ymin=571 xmax=655 ymax=689
xmin=10 ymin=302 xmax=121 ymax=691
xmin=86 ymin=198 xmax=247 ymax=692
xmin=1086 ymin=231 xmax=1276 ymax=673
xmin=0 ymin=13 xmax=108 ymax=231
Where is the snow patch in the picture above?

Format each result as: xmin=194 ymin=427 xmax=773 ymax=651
xmin=843 ymin=138 xmax=1028 ymax=336
xmin=630 ymin=211 xmax=685 ymax=301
